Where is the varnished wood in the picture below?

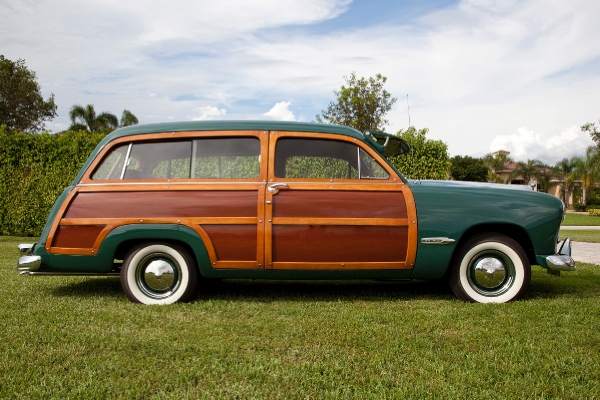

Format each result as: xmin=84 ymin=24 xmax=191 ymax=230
xmin=272 ymin=217 xmax=408 ymax=226
xmin=65 ymin=191 xmax=258 ymax=219
xmin=52 ymin=225 xmax=106 ymax=248
xmin=201 ymin=225 xmax=257 ymax=261
xmin=272 ymin=225 xmax=408 ymax=263
xmin=271 ymin=261 xmax=410 ymax=270
xmin=273 ymin=190 xmax=407 ymax=219
xmin=60 ymin=217 xmax=257 ymax=225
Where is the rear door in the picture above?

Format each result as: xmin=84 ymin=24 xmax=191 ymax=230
xmin=264 ymin=131 xmax=417 ymax=270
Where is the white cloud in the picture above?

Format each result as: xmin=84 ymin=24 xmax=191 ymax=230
xmin=1 ymin=0 xmax=599 ymax=164
xmin=263 ymin=102 xmax=296 ymax=121
xmin=489 ymin=125 xmax=595 ymax=164
xmin=193 ymin=106 xmax=227 ymax=121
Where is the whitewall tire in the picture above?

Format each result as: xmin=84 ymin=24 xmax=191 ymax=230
xmin=449 ymin=234 xmax=531 ymax=303
xmin=121 ymin=242 xmax=199 ymax=305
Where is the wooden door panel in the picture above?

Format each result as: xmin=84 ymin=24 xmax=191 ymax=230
xmin=273 ymin=190 xmax=407 ymax=219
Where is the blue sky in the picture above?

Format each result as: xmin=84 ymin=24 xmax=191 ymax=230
xmin=1 ymin=0 xmax=599 ymax=164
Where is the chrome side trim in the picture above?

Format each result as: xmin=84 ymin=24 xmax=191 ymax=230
xmin=20 ymin=271 xmax=120 ymax=277
xmin=17 ymin=255 xmax=41 ymax=271
xmin=421 ymin=237 xmax=456 ymax=245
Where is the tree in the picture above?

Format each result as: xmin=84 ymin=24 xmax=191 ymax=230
xmin=508 ymin=159 xmax=546 ymax=186
xmin=391 ymin=126 xmax=450 ymax=180
xmin=68 ymin=104 xmax=119 ymax=132
xmin=582 ymin=120 xmax=600 ymax=148
xmin=572 ymin=146 xmax=599 ymax=205
xmin=450 ymin=155 xmax=488 ymax=182
xmin=483 ymin=152 xmax=512 ymax=183
xmin=554 ymin=157 xmax=577 ymax=205
xmin=0 ymin=55 xmax=57 ymax=133
xmin=316 ymin=72 xmax=396 ymax=132
xmin=120 ymin=109 xmax=138 ymax=127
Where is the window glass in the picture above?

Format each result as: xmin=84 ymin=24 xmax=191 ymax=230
xmin=124 ymin=141 xmax=191 ymax=179
xmin=92 ymin=137 xmax=261 ymax=180
xmin=91 ymin=144 xmax=128 ymax=180
xmin=275 ymin=138 xmax=388 ymax=180
xmin=192 ymin=138 xmax=260 ymax=179
xmin=359 ymin=149 xmax=389 ymax=179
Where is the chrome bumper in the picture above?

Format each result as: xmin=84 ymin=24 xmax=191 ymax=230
xmin=17 ymin=243 xmax=41 ymax=272
xmin=546 ymin=238 xmax=576 ymax=272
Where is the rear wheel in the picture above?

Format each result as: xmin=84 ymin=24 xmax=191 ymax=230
xmin=121 ymin=242 xmax=199 ymax=304
xmin=449 ymin=234 xmax=530 ymax=303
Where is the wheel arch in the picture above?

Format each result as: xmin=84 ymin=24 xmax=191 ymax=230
xmin=99 ymin=224 xmax=213 ymax=276
xmin=454 ymin=223 xmax=536 ymax=267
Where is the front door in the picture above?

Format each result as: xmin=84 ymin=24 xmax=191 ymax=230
xmin=264 ymin=131 xmax=417 ymax=270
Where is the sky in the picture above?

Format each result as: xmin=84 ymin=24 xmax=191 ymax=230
xmin=1 ymin=0 xmax=599 ymax=164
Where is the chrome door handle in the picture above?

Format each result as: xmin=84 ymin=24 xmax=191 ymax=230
xmin=267 ymin=183 xmax=289 ymax=193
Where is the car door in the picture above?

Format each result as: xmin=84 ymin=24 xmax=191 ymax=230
xmin=264 ymin=131 xmax=417 ymax=270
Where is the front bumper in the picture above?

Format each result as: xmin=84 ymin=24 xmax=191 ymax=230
xmin=546 ymin=238 xmax=576 ymax=271
xmin=17 ymin=243 xmax=41 ymax=272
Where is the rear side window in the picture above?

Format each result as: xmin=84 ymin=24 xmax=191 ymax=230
xmin=91 ymin=137 xmax=261 ymax=180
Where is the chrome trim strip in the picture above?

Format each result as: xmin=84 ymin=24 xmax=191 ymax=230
xmin=20 ymin=271 xmax=120 ymax=277
xmin=119 ymin=143 xmax=133 ymax=180
xmin=421 ymin=237 xmax=456 ymax=245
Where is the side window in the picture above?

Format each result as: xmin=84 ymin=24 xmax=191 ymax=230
xmin=274 ymin=138 xmax=389 ymax=180
xmin=91 ymin=144 xmax=129 ymax=180
xmin=91 ymin=137 xmax=261 ymax=180
xmin=192 ymin=138 xmax=260 ymax=179
xmin=125 ymin=141 xmax=191 ymax=179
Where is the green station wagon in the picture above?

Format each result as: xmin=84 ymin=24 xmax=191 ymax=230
xmin=17 ymin=121 xmax=575 ymax=304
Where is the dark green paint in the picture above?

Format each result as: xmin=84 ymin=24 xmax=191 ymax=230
xmin=410 ymin=180 xmax=562 ymax=279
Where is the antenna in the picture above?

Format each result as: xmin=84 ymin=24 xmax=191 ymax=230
xmin=407 ymin=94 xmax=415 ymax=180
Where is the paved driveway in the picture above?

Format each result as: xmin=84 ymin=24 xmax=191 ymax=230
xmin=571 ymin=241 xmax=600 ymax=264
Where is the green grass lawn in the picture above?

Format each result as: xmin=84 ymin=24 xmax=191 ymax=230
xmin=560 ymin=230 xmax=600 ymax=243
xmin=2 ymin=236 xmax=600 ymax=398
xmin=562 ymin=212 xmax=600 ymax=226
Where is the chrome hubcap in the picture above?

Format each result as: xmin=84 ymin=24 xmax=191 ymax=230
xmin=467 ymin=251 xmax=514 ymax=296
xmin=136 ymin=253 xmax=181 ymax=299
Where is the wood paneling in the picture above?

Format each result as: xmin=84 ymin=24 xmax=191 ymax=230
xmin=64 ymin=191 xmax=258 ymax=219
xmin=52 ymin=225 xmax=106 ymax=248
xmin=202 ymin=225 xmax=257 ymax=261
xmin=273 ymin=190 xmax=407 ymax=219
xmin=272 ymin=225 xmax=408 ymax=263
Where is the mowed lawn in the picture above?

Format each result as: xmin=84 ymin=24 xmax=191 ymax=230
xmin=563 ymin=212 xmax=600 ymax=226
xmin=2 ymin=236 xmax=600 ymax=398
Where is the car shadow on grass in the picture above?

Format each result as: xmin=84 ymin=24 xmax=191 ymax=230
xmin=49 ymin=276 xmax=456 ymax=302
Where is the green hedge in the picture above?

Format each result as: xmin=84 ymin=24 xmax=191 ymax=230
xmin=0 ymin=127 xmax=105 ymax=235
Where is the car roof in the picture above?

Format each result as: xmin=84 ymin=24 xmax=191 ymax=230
xmin=106 ymin=120 xmax=366 ymax=141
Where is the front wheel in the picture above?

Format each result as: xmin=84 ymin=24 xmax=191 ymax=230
xmin=121 ymin=242 xmax=199 ymax=304
xmin=449 ymin=234 xmax=531 ymax=303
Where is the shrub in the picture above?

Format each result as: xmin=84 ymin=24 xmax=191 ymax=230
xmin=0 ymin=129 xmax=105 ymax=235
xmin=573 ymin=203 xmax=587 ymax=212
xmin=588 ymin=209 xmax=600 ymax=217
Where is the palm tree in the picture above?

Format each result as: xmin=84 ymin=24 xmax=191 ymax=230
xmin=572 ymin=146 xmax=599 ymax=205
xmin=507 ymin=159 xmax=545 ymax=186
xmin=554 ymin=158 xmax=577 ymax=205
xmin=483 ymin=152 xmax=511 ymax=183
xmin=68 ymin=104 xmax=118 ymax=132
xmin=120 ymin=109 xmax=138 ymax=127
